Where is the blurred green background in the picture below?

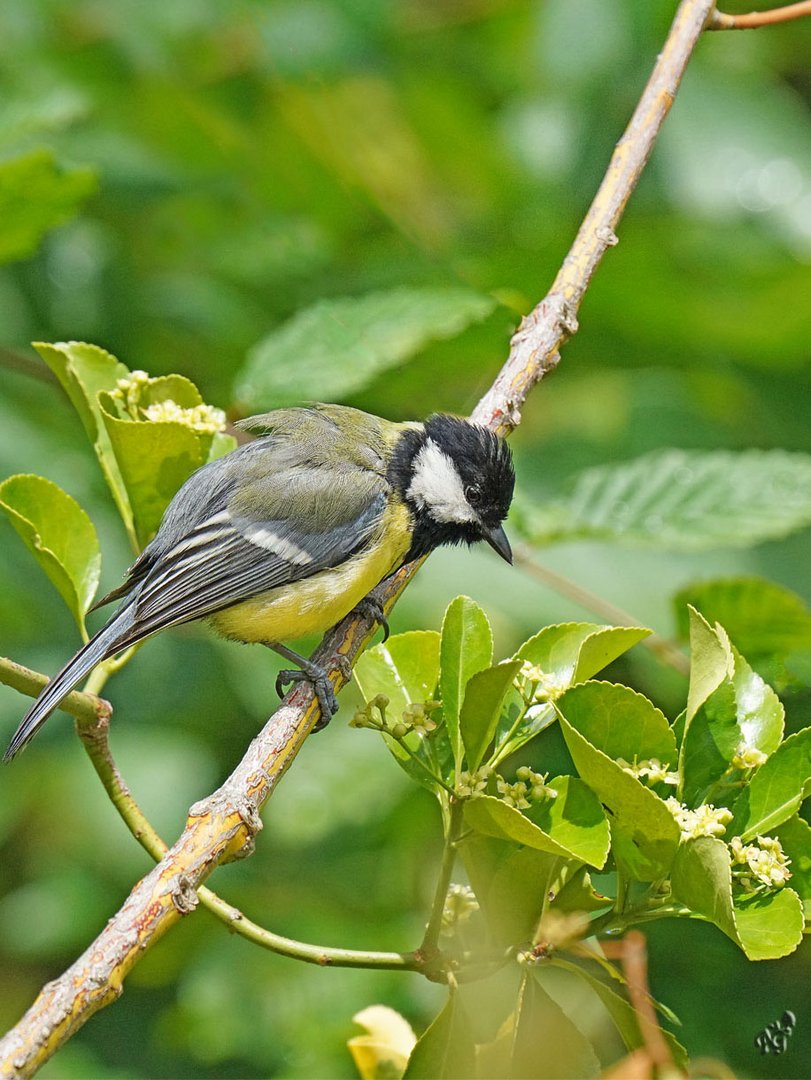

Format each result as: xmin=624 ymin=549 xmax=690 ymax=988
xmin=1 ymin=0 xmax=811 ymax=1076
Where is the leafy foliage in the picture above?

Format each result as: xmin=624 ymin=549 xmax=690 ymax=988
xmin=238 ymin=287 xmax=496 ymax=409
xmin=0 ymin=474 xmax=99 ymax=634
xmin=33 ymin=341 xmax=235 ymax=549
xmin=0 ymin=149 xmax=95 ymax=264
xmin=675 ymin=577 xmax=811 ymax=690
xmin=518 ymin=449 xmax=811 ymax=550
xmin=353 ymin=593 xmax=811 ymax=1073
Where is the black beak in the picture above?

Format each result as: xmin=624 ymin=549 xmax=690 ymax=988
xmin=483 ymin=523 xmax=512 ymax=564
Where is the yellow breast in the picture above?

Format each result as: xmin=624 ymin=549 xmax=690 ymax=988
xmin=208 ymin=504 xmax=411 ymax=645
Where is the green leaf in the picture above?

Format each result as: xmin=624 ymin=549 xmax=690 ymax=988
xmin=472 ymin=843 xmax=563 ymax=946
xmin=733 ymin=889 xmax=805 ymax=962
xmin=404 ymin=990 xmax=475 ymax=1080
xmin=0 ymin=474 xmax=100 ymax=633
xmin=685 ymin=606 xmax=730 ymax=721
xmin=354 ymin=631 xmax=444 ymax=791
xmin=675 ymin=577 xmax=811 ymax=690
xmin=0 ymin=149 xmax=95 ymax=264
xmin=551 ymin=867 xmax=611 ymax=914
xmin=98 ymin=390 xmax=207 ymax=548
xmin=354 ymin=631 xmax=441 ymax=718
xmin=516 ymin=623 xmax=651 ymax=687
xmin=671 ymin=837 xmax=804 ymax=960
xmin=573 ymin=627 xmax=652 ymax=683
xmin=439 ymin=596 xmax=493 ymax=768
xmin=556 ymin=684 xmax=680 ymax=880
xmin=517 ymin=974 xmax=601 ymax=1079
xmin=460 ymin=660 xmax=521 ymax=771
xmin=545 ymin=959 xmax=687 ymax=1070
xmin=680 ymin=610 xmax=784 ymax=806
xmin=730 ymin=727 xmax=811 ymax=840
xmin=238 ymin=286 xmax=496 ymax=408
xmin=521 ymin=449 xmax=811 ymax=550
xmin=679 ymin=680 xmax=740 ymax=808
xmin=680 ymin=645 xmax=784 ymax=808
xmin=775 ymin=816 xmax=811 ymax=921
xmin=554 ymin=681 xmax=677 ymax=765
xmin=34 ymin=341 xmax=134 ymax=536
xmin=464 ymin=776 xmax=609 ymax=868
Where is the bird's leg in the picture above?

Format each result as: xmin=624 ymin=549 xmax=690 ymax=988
xmin=352 ymin=593 xmax=390 ymax=642
xmin=269 ymin=642 xmax=341 ymax=730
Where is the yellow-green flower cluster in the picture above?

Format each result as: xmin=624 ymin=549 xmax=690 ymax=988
xmin=400 ymin=701 xmax=438 ymax=737
xmin=517 ymin=661 xmax=569 ymax=703
xmin=142 ymin=400 xmax=227 ymax=434
xmin=455 ymin=766 xmax=491 ymax=799
xmin=110 ymin=370 xmax=227 ymax=434
xmin=731 ymin=744 xmax=768 ymax=771
xmin=618 ymin=757 xmax=679 ymax=787
xmin=441 ymin=883 xmax=479 ymax=933
xmin=497 ymin=777 xmax=531 ymax=809
xmin=455 ymin=764 xmax=557 ymax=808
xmin=665 ymin=798 xmax=733 ymax=840
xmin=730 ymin=834 xmax=792 ymax=890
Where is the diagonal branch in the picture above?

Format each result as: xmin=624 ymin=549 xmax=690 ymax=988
xmin=0 ymin=0 xmax=724 ymax=1074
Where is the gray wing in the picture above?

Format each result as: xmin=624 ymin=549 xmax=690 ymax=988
xmin=113 ymin=453 xmax=389 ymax=648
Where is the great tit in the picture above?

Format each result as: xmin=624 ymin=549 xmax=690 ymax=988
xmin=5 ymin=404 xmax=514 ymax=760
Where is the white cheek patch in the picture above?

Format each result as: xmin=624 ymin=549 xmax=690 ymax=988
xmin=407 ymin=438 xmax=477 ymax=524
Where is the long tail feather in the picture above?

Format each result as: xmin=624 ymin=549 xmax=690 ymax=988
xmin=4 ymin=602 xmax=137 ymax=761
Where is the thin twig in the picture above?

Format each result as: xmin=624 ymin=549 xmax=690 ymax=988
xmin=513 ymin=545 xmax=691 ymax=676
xmin=710 ymin=2 xmax=811 ymax=29
xmin=0 ymin=655 xmax=109 ymax=727
xmin=0 ymin=1 xmax=725 ymax=1073
xmin=0 ymin=347 xmax=56 ymax=384
xmin=420 ymin=800 xmax=463 ymax=957
xmin=75 ymin=700 xmax=423 ymax=970
xmin=617 ymin=931 xmax=676 ymax=1073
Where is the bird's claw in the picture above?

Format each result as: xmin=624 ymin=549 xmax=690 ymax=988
xmin=276 ymin=665 xmax=339 ymax=731
xmin=354 ymin=595 xmax=390 ymax=642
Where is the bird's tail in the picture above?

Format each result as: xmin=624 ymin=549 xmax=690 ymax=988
xmin=4 ymin=602 xmax=137 ymax=762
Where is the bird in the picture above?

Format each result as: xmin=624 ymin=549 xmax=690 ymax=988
xmin=4 ymin=404 xmax=515 ymax=760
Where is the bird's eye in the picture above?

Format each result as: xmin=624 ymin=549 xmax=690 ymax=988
xmin=465 ymin=484 xmax=482 ymax=506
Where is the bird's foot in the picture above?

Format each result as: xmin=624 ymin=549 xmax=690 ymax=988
xmin=275 ymin=661 xmax=339 ymax=730
xmin=353 ymin=594 xmax=390 ymax=642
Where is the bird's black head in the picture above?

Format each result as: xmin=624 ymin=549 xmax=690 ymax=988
xmin=389 ymin=414 xmax=515 ymax=564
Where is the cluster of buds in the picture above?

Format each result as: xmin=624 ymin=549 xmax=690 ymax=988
xmin=350 ymin=694 xmax=390 ymax=731
xmin=516 ymin=661 xmax=568 ymax=704
xmin=731 ymin=744 xmax=769 ymax=771
xmin=495 ymin=768 xmax=557 ymax=809
xmin=440 ymin=883 xmax=479 ymax=934
xmin=617 ymin=756 xmax=678 ymax=788
xmin=730 ymin=835 xmax=792 ymax=891
xmin=110 ymin=370 xmax=151 ymax=416
xmin=455 ymin=764 xmax=557 ymax=809
xmin=351 ymin=695 xmax=438 ymax=740
xmin=109 ymin=370 xmax=227 ymax=434
xmin=665 ymin=798 xmax=733 ymax=840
